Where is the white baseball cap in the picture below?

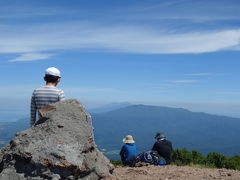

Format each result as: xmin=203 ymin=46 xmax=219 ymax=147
xmin=45 ymin=67 xmax=61 ymax=77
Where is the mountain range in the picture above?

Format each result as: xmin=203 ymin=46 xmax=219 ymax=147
xmin=92 ymin=104 xmax=240 ymax=159
xmin=0 ymin=104 xmax=239 ymax=160
xmin=89 ymin=102 xmax=131 ymax=114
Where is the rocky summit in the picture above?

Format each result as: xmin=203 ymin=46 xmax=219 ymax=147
xmin=0 ymin=99 xmax=116 ymax=180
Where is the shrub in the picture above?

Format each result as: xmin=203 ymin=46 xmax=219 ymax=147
xmin=225 ymin=156 xmax=240 ymax=170
xmin=172 ymin=148 xmax=192 ymax=165
xmin=191 ymin=150 xmax=206 ymax=165
xmin=207 ymin=152 xmax=227 ymax=168
xmin=111 ymin=149 xmax=240 ymax=170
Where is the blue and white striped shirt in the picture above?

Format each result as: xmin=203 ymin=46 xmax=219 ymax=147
xmin=30 ymin=85 xmax=65 ymax=126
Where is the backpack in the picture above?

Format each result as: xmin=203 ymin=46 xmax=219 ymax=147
xmin=135 ymin=150 xmax=166 ymax=165
xmin=150 ymin=150 xmax=166 ymax=165
xmin=135 ymin=151 xmax=154 ymax=164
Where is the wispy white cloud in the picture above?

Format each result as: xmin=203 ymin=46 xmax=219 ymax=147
xmin=185 ymin=73 xmax=213 ymax=76
xmin=0 ymin=85 xmax=38 ymax=98
xmin=184 ymin=73 xmax=223 ymax=76
xmin=64 ymin=87 xmax=118 ymax=93
xmin=170 ymin=80 xmax=199 ymax=83
xmin=0 ymin=22 xmax=240 ymax=61
xmin=219 ymin=92 xmax=240 ymax=95
xmin=0 ymin=0 xmax=240 ymax=61
xmin=0 ymin=85 xmax=125 ymax=98
xmin=125 ymin=0 xmax=240 ymax=22
xmin=0 ymin=85 xmax=119 ymax=94
xmin=140 ymin=15 xmax=240 ymax=22
xmin=8 ymin=53 xmax=54 ymax=62
xmin=0 ymin=3 xmax=77 ymax=19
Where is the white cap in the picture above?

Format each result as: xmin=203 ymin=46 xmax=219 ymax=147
xmin=45 ymin=67 xmax=61 ymax=77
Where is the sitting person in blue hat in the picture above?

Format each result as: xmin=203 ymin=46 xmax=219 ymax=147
xmin=120 ymin=135 xmax=137 ymax=166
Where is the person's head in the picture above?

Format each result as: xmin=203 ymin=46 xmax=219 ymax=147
xmin=44 ymin=67 xmax=61 ymax=85
xmin=122 ymin=135 xmax=135 ymax=144
xmin=155 ymin=132 xmax=166 ymax=141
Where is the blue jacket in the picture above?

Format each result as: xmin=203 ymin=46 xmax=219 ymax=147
xmin=120 ymin=143 xmax=137 ymax=165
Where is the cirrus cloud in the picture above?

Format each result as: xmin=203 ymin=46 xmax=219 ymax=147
xmin=7 ymin=53 xmax=54 ymax=62
xmin=170 ymin=80 xmax=199 ymax=83
xmin=0 ymin=22 xmax=240 ymax=62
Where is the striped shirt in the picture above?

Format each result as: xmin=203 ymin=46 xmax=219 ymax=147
xmin=30 ymin=85 xmax=65 ymax=126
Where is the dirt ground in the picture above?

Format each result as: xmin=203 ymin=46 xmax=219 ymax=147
xmin=114 ymin=165 xmax=240 ymax=180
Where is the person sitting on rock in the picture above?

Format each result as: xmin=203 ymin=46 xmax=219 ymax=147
xmin=152 ymin=132 xmax=173 ymax=164
xmin=30 ymin=67 xmax=65 ymax=126
xmin=120 ymin=135 xmax=137 ymax=166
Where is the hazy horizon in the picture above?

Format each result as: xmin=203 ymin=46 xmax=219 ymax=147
xmin=1 ymin=97 xmax=240 ymax=122
xmin=1 ymin=0 xmax=240 ymax=122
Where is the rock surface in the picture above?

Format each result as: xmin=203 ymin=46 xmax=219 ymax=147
xmin=114 ymin=165 xmax=240 ymax=180
xmin=0 ymin=99 xmax=116 ymax=180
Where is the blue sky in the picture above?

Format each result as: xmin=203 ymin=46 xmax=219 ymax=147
xmin=1 ymin=0 xmax=240 ymax=119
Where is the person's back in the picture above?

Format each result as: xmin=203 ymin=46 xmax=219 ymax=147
xmin=120 ymin=135 xmax=137 ymax=166
xmin=32 ymin=86 xmax=64 ymax=109
xmin=152 ymin=132 xmax=173 ymax=164
xmin=30 ymin=67 xmax=65 ymax=126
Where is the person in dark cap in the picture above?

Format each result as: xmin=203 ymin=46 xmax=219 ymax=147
xmin=152 ymin=132 xmax=173 ymax=164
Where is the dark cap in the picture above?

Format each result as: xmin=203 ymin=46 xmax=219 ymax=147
xmin=155 ymin=132 xmax=166 ymax=139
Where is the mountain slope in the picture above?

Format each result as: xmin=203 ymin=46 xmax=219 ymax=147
xmin=89 ymin=102 xmax=131 ymax=113
xmin=0 ymin=118 xmax=29 ymax=147
xmin=92 ymin=105 xmax=240 ymax=159
xmin=1 ymin=104 xmax=239 ymax=159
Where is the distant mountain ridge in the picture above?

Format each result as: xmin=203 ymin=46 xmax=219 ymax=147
xmin=0 ymin=104 xmax=239 ymax=160
xmin=92 ymin=104 xmax=240 ymax=159
xmin=0 ymin=118 xmax=29 ymax=148
xmin=89 ymin=102 xmax=131 ymax=113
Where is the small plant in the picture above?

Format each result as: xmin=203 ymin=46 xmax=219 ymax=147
xmin=110 ymin=160 xmax=123 ymax=167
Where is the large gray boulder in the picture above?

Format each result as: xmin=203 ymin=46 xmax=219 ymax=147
xmin=0 ymin=99 xmax=116 ymax=180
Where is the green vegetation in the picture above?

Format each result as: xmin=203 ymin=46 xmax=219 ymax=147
xmin=110 ymin=149 xmax=240 ymax=170
xmin=110 ymin=160 xmax=123 ymax=167
xmin=172 ymin=148 xmax=240 ymax=170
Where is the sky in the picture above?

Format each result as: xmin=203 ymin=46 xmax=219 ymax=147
xmin=1 ymin=0 xmax=240 ymax=120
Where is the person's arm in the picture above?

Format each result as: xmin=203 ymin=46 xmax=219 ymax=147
xmin=58 ymin=90 xmax=65 ymax=101
xmin=120 ymin=146 xmax=124 ymax=156
xmin=30 ymin=93 xmax=36 ymax=127
xmin=169 ymin=141 xmax=173 ymax=151
xmin=152 ymin=142 xmax=156 ymax=151
xmin=120 ymin=145 xmax=127 ymax=157
xmin=120 ymin=145 xmax=126 ymax=164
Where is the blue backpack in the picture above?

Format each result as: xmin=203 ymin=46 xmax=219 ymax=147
xmin=150 ymin=150 xmax=167 ymax=165
xmin=135 ymin=150 xmax=166 ymax=165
